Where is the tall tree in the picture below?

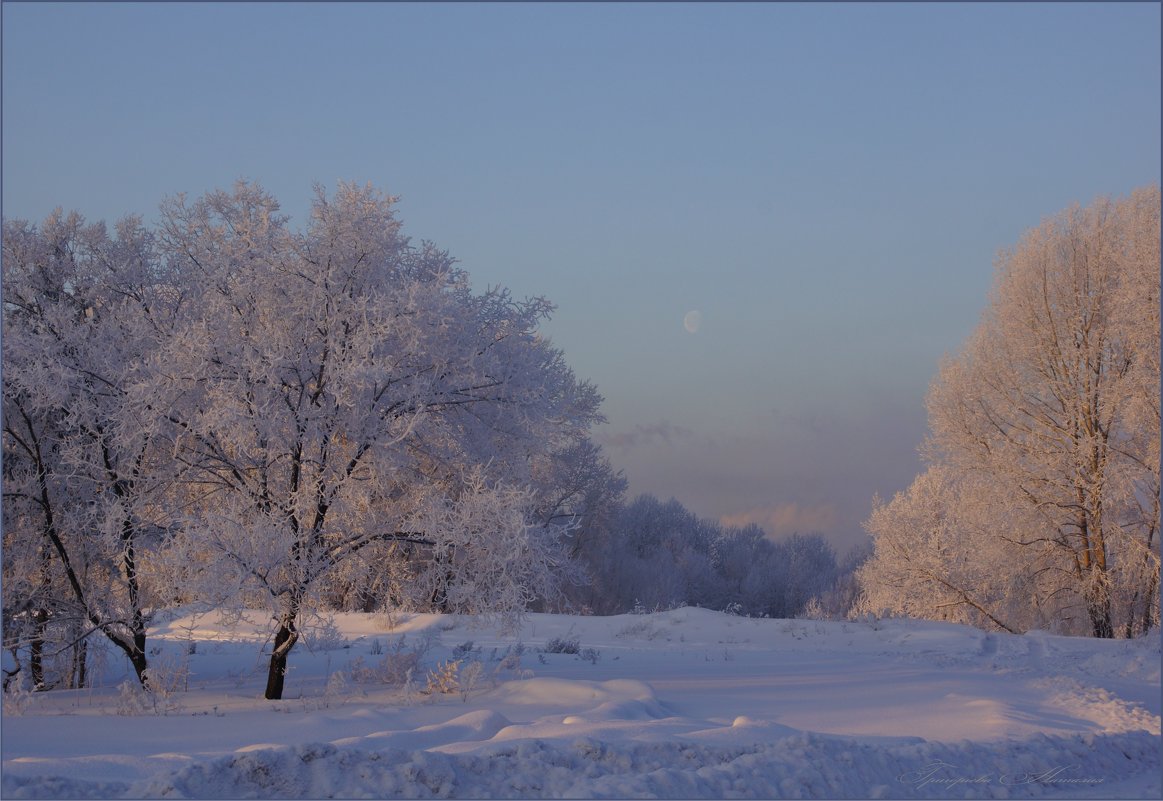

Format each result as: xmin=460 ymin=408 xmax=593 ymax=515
xmin=3 ymin=210 xmax=180 ymax=687
xmin=861 ymin=186 xmax=1161 ymax=637
xmin=151 ymin=182 xmax=603 ymax=699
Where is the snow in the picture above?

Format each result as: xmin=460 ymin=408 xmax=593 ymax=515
xmin=2 ymin=608 xmax=1159 ymax=798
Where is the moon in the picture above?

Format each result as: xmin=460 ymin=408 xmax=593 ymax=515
xmin=683 ymin=310 xmax=702 ymax=334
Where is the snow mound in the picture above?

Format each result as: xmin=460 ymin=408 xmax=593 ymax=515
xmin=567 ymin=696 xmax=670 ymax=723
xmin=679 ymin=715 xmax=802 ymax=745
xmin=488 ymin=677 xmax=656 ymax=709
xmin=1038 ymin=677 xmax=1161 ymax=734
xmin=4 ymin=731 xmax=1156 ymax=799
xmin=334 ymin=709 xmax=514 ymax=751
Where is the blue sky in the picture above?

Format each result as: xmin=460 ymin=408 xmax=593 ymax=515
xmin=4 ymin=3 xmax=1159 ymax=552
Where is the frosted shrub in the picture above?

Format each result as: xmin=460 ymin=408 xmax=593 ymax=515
xmin=494 ymin=646 xmax=524 ymax=678
xmin=616 ymin=618 xmax=661 ymax=640
xmin=323 ymin=670 xmax=350 ymax=708
xmin=800 ymin=597 xmax=826 ymax=621
xmin=149 ymin=651 xmax=191 ymax=695
xmin=348 ymin=656 xmax=370 ymax=682
xmin=423 ymin=660 xmax=461 ymax=695
xmin=115 ymin=680 xmax=152 ymax=716
xmin=402 ymin=668 xmax=418 ymax=706
xmin=349 ymin=636 xmax=426 ymax=687
xmin=459 ymin=661 xmax=484 ymax=702
xmin=301 ymin=617 xmax=345 ymax=652
xmin=294 ymin=669 xmax=356 ymax=712
xmin=2 ymin=682 xmax=33 ymax=716
xmin=543 ymin=637 xmax=580 ymax=655
xmin=386 ymin=637 xmax=427 ymax=683
xmin=113 ymin=654 xmax=190 ymax=716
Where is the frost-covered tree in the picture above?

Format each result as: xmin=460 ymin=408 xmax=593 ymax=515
xmin=571 ymin=492 xmax=840 ymax=618
xmin=532 ymin=438 xmax=626 ymax=557
xmin=594 ymin=495 xmax=718 ymax=612
xmin=528 ymin=437 xmax=627 ymax=613
xmin=714 ymin=524 xmax=771 ymax=612
xmin=3 ymin=210 xmax=180 ymax=688
xmin=149 ymin=182 xmax=603 ymax=699
xmin=860 ymin=186 xmax=1161 ymax=637
xmin=859 ymin=468 xmax=1059 ymax=632
xmin=767 ymin=534 xmax=839 ymax=619
xmin=314 ymin=434 xmax=625 ymax=616
xmin=812 ymin=540 xmax=872 ymax=620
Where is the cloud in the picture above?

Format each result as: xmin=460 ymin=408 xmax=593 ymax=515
xmin=596 ymin=421 xmax=694 ymax=452
xmin=719 ymin=502 xmax=840 ymax=540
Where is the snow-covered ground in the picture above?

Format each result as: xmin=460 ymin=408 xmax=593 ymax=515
xmin=2 ymin=607 xmax=1159 ymax=798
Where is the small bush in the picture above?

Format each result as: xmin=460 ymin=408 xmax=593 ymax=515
xmin=423 ymin=660 xmax=461 ymax=695
xmin=616 ymin=618 xmax=661 ymax=640
xmin=349 ymin=636 xmax=426 ymax=686
xmin=323 ymin=670 xmax=350 ymax=707
xmin=543 ymin=637 xmax=580 ymax=655
xmin=402 ymin=668 xmax=418 ymax=705
xmin=116 ymin=680 xmax=149 ymax=716
xmin=2 ymin=682 xmax=33 ymax=716
xmin=495 ymin=647 xmax=523 ymax=676
xmin=459 ymin=661 xmax=484 ymax=702
xmin=301 ymin=617 xmax=346 ymax=651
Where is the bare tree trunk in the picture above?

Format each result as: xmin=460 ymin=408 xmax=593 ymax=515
xmin=29 ymin=608 xmax=47 ymax=690
xmin=1087 ymin=586 xmax=1114 ymax=638
xmin=1143 ymin=569 xmax=1160 ymax=634
xmin=264 ymin=588 xmax=303 ymax=701
xmin=264 ymin=615 xmax=299 ymax=700
xmin=2 ymin=650 xmax=21 ymax=693
xmin=128 ymin=631 xmax=149 ymax=687
xmin=72 ymin=636 xmax=88 ymax=689
xmin=1140 ymin=512 xmax=1160 ymax=635
xmin=430 ymin=549 xmax=455 ymax=614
